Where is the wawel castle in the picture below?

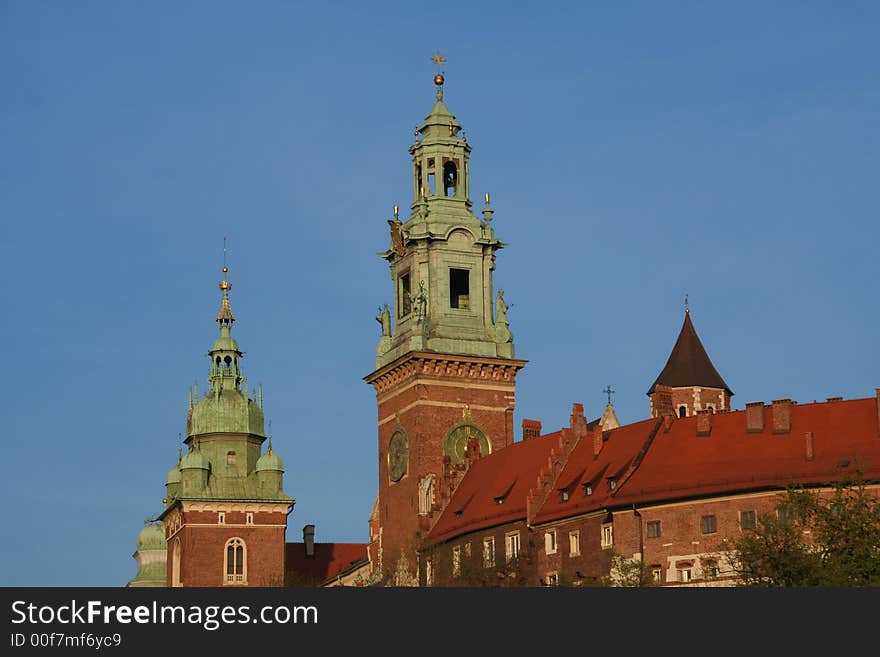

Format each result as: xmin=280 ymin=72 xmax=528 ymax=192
xmin=128 ymin=68 xmax=880 ymax=588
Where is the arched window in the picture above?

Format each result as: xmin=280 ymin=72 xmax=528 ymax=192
xmin=226 ymin=451 xmax=236 ymax=465
xmin=443 ymin=161 xmax=457 ymax=197
xmin=224 ymin=537 xmax=246 ymax=584
xmin=171 ymin=539 xmax=181 ymax=587
xmin=418 ymin=476 xmax=435 ymax=515
xmin=678 ymin=405 xmax=687 ymax=418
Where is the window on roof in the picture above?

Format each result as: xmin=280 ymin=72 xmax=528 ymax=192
xmin=560 ymin=489 xmax=570 ymax=502
xmin=608 ymin=477 xmax=617 ymax=491
xmin=701 ymin=514 xmax=717 ymax=535
xmin=583 ymin=483 xmax=593 ymax=496
xmin=494 ymin=496 xmax=505 ymax=505
xmin=646 ymin=520 xmax=661 ymax=538
xmin=679 ymin=405 xmax=687 ymax=418
xmin=545 ymin=530 xmax=557 ymax=555
xmin=740 ymin=510 xmax=757 ymax=531
xmin=569 ymin=530 xmax=580 ymax=557
xmin=483 ymin=537 xmax=495 ymax=568
xmin=706 ymin=405 xmax=715 ymax=413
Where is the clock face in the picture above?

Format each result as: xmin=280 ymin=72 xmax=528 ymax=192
xmin=388 ymin=430 xmax=409 ymax=482
xmin=443 ymin=422 xmax=489 ymax=465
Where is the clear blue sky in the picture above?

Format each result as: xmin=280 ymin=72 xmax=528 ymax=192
xmin=1 ymin=1 xmax=878 ymax=586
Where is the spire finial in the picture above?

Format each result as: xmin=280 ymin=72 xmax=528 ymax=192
xmin=685 ymin=294 xmax=689 ymax=314
xmin=268 ymin=420 xmax=273 ymax=453
xmin=482 ymin=192 xmax=494 ymax=224
xmin=216 ymin=238 xmax=235 ymax=325
xmin=603 ymin=385 xmax=616 ymax=406
xmin=432 ymin=52 xmax=446 ymax=100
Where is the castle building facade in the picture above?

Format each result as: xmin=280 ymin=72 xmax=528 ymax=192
xmin=130 ymin=69 xmax=880 ymax=588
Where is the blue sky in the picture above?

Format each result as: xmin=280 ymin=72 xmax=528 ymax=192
xmin=1 ymin=1 xmax=878 ymax=586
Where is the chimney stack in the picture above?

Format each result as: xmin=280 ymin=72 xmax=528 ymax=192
xmin=570 ymin=403 xmax=587 ymax=438
xmin=771 ymin=399 xmax=793 ymax=434
xmin=696 ymin=409 xmax=713 ymax=437
xmin=303 ymin=524 xmax=315 ymax=559
xmin=746 ymin=402 xmax=765 ymax=433
xmin=652 ymin=385 xmax=674 ymax=418
xmin=593 ymin=428 xmax=604 ymax=456
xmin=522 ymin=419 xmax=542 ymax=440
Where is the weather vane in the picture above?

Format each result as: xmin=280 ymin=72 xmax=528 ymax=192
xmin=603 ymin=385 xmax=615 ymax=405
xmin=432 ymin=52 xmax=446 ymax=100
xmin=222 ymin=236 xmax=230 ymax=276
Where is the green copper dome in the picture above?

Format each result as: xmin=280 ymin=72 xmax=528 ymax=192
xmin=136 ymin=523 xmax=166 ymax=551
xmin=180 ymin=449 xmax=210 ymax=470
xmin=256 ymin=449 xmax=284 ymax=472
xmin=165 ymin=463 xmax=181 ymax=484
xmin=210 ymin=334 xmax=240 ymax=353
xmin=190 ymin=388 xmax=265 ymax=436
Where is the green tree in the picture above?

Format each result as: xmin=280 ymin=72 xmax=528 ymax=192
xmin=723 ymin=472 xmax=880 ymax=587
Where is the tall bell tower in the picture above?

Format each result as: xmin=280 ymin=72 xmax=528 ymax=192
xmin=365 ymin=59 xmax=526 ymax=584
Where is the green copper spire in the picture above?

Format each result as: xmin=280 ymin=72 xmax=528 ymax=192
xmin=374 ymin=60 xmax=516 ymax=368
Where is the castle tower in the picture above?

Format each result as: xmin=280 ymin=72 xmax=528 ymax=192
xmin=365 ymin=61 xmax=526 ymax=584
xmin=156 ymin=265 xmax=294 ymax=587
xmin=647 ymin=306 xmax=733 ymax=418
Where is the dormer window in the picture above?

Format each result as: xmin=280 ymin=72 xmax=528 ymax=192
xmin=608 ymin=478 xmax=617 ymax=490
xmin=560 ymin=489 xmax=570 ymax=502
xmin=678 ymin=405 xmax=687 ymax=418
xmin=583 ymin=483 xmax=593 ymax=496
xmin=494 ymin=496 xmax=505 ymax=505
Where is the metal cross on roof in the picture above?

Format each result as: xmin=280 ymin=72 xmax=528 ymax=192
xmin=603 ymin=385 xmax=615 ymax=405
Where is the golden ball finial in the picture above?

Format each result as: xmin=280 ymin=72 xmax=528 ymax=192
xmin=222 ymin=266 xmax=228 ymax=273
xmin=434 ymin=73 xmax=444 ymax=86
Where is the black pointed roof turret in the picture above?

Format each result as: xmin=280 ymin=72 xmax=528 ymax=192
xmin=647 ymin=310 xmax=733 ymax=396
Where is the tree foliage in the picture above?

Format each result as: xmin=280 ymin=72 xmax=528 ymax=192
xmin=723 ymin=474 xmax=880 ymax=586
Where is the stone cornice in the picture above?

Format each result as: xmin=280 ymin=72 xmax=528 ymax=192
xmin=364 ymin=352 xmax=527 ymax=395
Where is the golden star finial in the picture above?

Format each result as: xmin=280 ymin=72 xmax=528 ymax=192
xmin=432 ymin=52 xmax=446 ymax=68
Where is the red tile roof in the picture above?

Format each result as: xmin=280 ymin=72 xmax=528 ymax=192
xmin=531 ymin=418 xmax=662 ymax=524
xmin=425 ymin=395 xmax=880 ymax=544
xmin=285 ymin=542 xmax=368 ymax=586
xmin=428 ymin=431 xmax=561 ymax=542
xmin=612 ymin=397 xmax=880 ymax=506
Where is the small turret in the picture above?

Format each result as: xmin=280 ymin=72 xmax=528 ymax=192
xmin=127 ymin=523 xmax=166 ymax=587
xmin=179 ymin=442 xmax=210 ymax=495
xmin=255 ymin=436 xmax=285 ymax=495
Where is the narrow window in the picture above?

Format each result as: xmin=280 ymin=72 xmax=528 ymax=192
xmin=584 ymin=483 xmax=593 ymax=496
xmin=464 ymin=542 xmax=471 ymax=558
xmin=546 ymin=572 xmax=559 ymax=586
xmin=224 ymin=538 xmax=246 ymax=584
xmin=505 ymin=532 xmax=520 ymax=563
xmin=427 ymin=172 xmax=435 ymax=195
xmin=545 ymin=530 xmax=557 ymax=555
xmin=740 ymin=510 xmax=756 ymax=530
xmin=701 ymin=514 xmax=717 ymax=535
xmin=443 ymin=161 xmax=457 ymax=197
xmin=678 ymin=405 xmax=687 ymax=418
xmin=560 ymin=489 xmax=570 ymax=502
xmin=601 ymin=523 xmax=613 ymax=548
xmin=218 ymin=512 xmax=225 ymax=525
xmin=171 ymin=539 xmax=181 ymax=587
xmin=452 ymin=545 xmax=461 ymax=578
xmin=569 ymin=530 xmax=580 ymax=556
xmin=646 ymin=520 xmax=661 ymax=538
xmin=223 ymin=355 xmax=232 ymax=368
xmin=449 ymin=269 xmax=469 ymax=309
xmin=678 ymin=566 xmax=692 ymax=582
xmin=226 ymin=451 xmax=236 ymax=465
xmin=246 ymin=512 xmax=253 ymax=525
xmin=483 ymin=537 xmax=495 ymax=568
xmin=652 ymin=566 xmax=663 ymax=583
xmin=399 ymin=272 xmax=411 ymax=317
xmin=415 ymin=163 xmax=422 ymax=197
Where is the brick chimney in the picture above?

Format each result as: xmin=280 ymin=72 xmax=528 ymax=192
xmin=522 ymin=419 xmax=542 ymax=440
xmin=570 ymin=403 xmax=587 ymax=438
xmin=805 ymin=431 xmax=814 ymax=461
xmin=696 ymin=409 xmax=713 ymax=437
xmin=771 ymin=399 xmax=793 ymax=434
xmin=303 ymin=524 xmax=315 ymax=559
xmin=593 ymin=427 xmax=603 ymax=456
xmin=652 ymin=385 xmax=674 ymax=418
xmin=746 ymin=402 xmax=765 ymax=433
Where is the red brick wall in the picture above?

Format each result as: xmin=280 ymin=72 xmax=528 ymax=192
xmin=370 ymin=356 xmax=521 ymax=582
xmin=166 ymin=510 xmax=288 ymax=587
